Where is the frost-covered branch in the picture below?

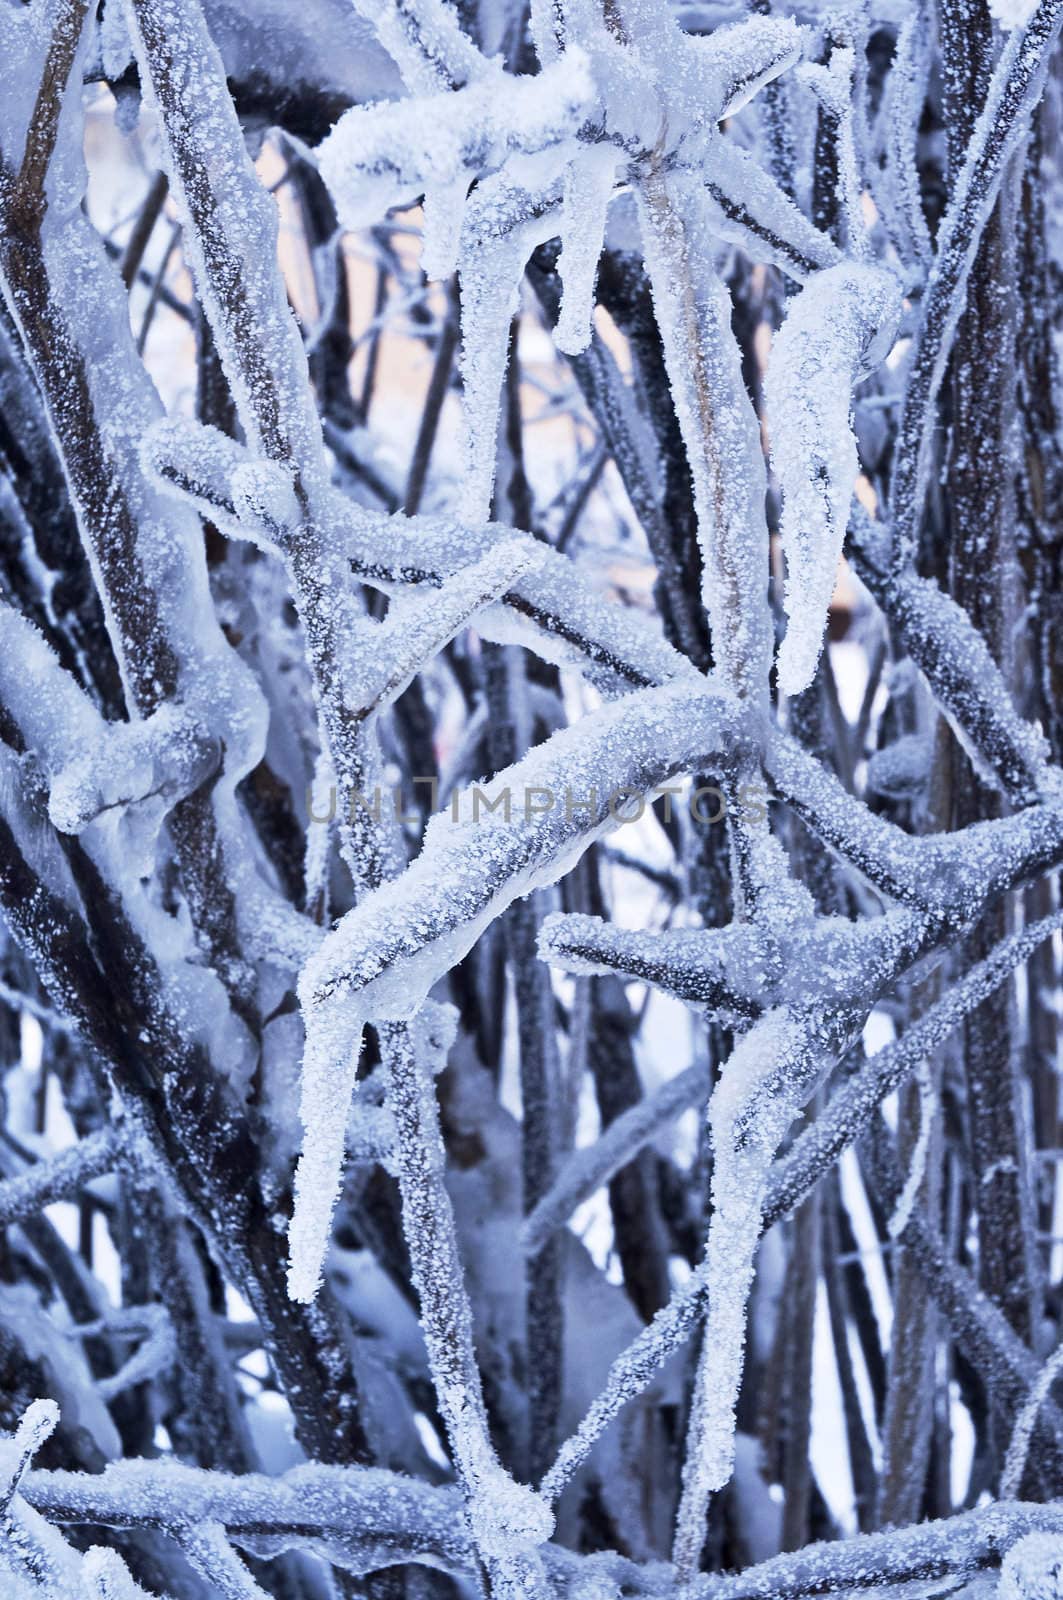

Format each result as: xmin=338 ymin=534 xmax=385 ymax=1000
xmin=145 ymin=417 xmax=695 ymax=693
xmin=0 ymin=1129 xmax=120 ymax=1228
xmin=763 ymin=908 xmax=1063 ymax=1230
xmin=890 ymin=0 xmax=1063 ymax=568
xmin=685 ymin=1501 xmax=1063 ymax=1598
xmin=521 ymin=1059 xmax=711 ymax=1259
xmin=22 ymin=1458 xmax=473 ymax=1576
xmin=849 ymin=507 xmax=1052 ymax=802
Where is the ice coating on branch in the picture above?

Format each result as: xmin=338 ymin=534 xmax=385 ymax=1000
xmin=881 ymin=4 xmax=933 ymax=266
xmin=453 ymin=1398 xmax=554 ymax=1560
xmin=637 ymin=176 xmax=774 ymax=698
xmin=866 ymin=732 xmax=934 ymax=801
xmin=890 ymin=0 xmax=1063 ymax=564
xmin=6 ymin=0 xmax=1063 ymax=1582
xmin=697 ymin=14 xmax=804 ymax=119
xmin=147 ymin=418 xmax=697 ymax=695
xmin=1 ymin=0 xmax=270 ymax=1089
xmin=230 ymin=459 xmax=300 ymax=540
xmin=1001 ymin=1340 xmax=1063 ymax=1499
xmin=766 ymin=262 xmax=902 ymax=694
xmin=851 ymin=507 xmax=1054 ymax=801
xmin=613 ymin=5 xmax=800 ymax=135
xmin=521 ymin=1059 xmax=712 ymax=1257
xmin=317 ymin=50 xmax=594 ymax=237
xmin=702 ymin=138 xmax=840 ymax=281
xmin=302 ymin=683 xmax=739 ymax=1025
xmin=0 ymin=605 xmax=218 ymax=845
xmin=287 ymin=682 xmax=740 ymax=1300
xmin=887 ymin=1058 xmax=936 ymax=1239
xmin=766 ymin=910 xmax=1063 ymax=1233
xmin=538 ymin=911 xmax=767 ymax=1016
xmin=17 ymin=15 xmax=267 ymax=780
xmin=341 ymin=537 xmax=547 ymax=717
xmin=49 ymin=706 xmax=220 ymax=838
xmin=796 ymin=49 xmax=867 ymax=254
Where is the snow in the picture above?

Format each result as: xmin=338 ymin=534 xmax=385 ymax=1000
xmin=317 ymin=49 xmax=594 ymax=239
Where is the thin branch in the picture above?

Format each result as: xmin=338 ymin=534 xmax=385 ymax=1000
xmin=0 ymin=1129 xmax=121 ymax=1228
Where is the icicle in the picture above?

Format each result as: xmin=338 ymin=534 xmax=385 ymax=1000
xmin=554 ymin=147 xmax=619 ymax=355
xmin=457 ymin=153 xmax=567 ymax=523
xmin=673 ymin=1010 xmax=815 ymax=1580
xmin=766 ymin=261 xmax=902 ymax=695
xmin=287 ymin=984 xmax=366 ymax=1304
xmin=421 ymin=175 xmax=473 ymax=279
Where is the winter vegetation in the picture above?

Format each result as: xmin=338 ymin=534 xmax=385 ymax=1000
xmin=0 ymin=0 xmax=1062 ymax=1594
